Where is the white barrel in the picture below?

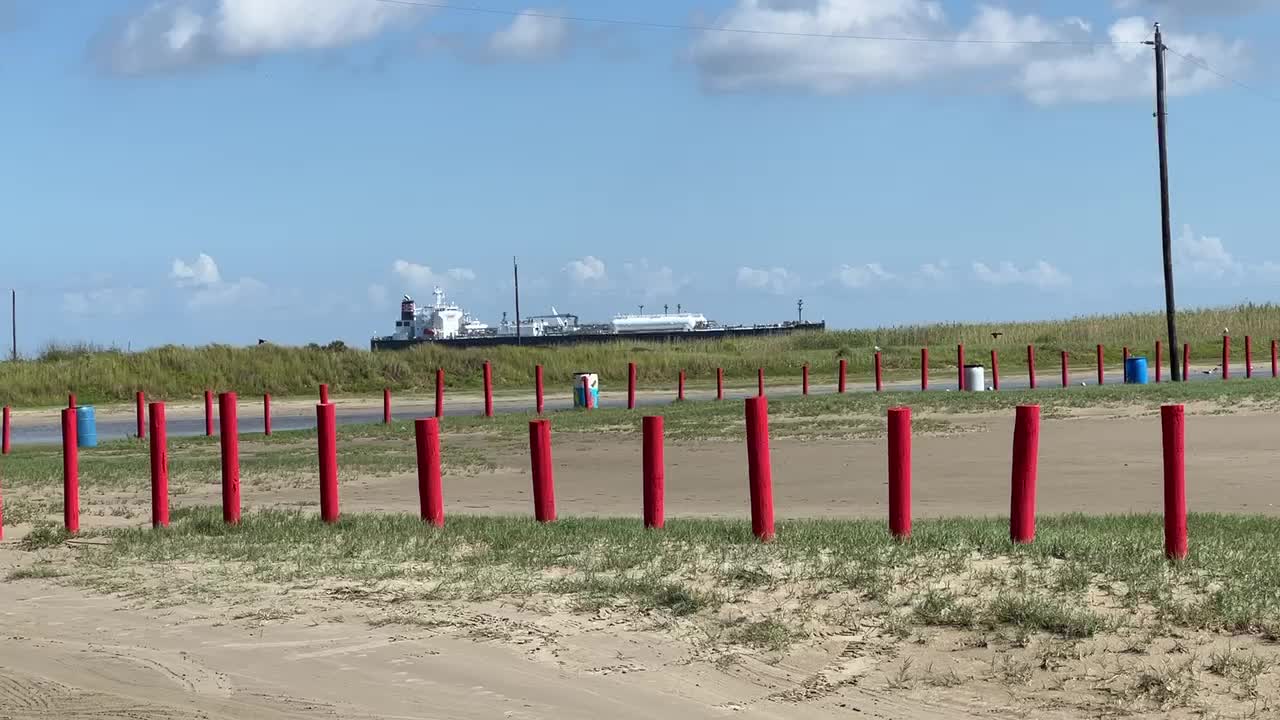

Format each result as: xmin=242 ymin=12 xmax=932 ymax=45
xmin=573 ymin=372 xmax=600 ymax=408
xmin=963 ymin=364 xmax=985 ymax=392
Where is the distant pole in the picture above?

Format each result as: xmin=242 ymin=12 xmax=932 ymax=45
xmin=513 ymin=257 xmax=522 ymax=345
xmin=10 ymin=289 xmax=16 ymax=361
xmin=1148 ymin=23 xmax=1181 ymax=382
xmin=797 ymin=298 xmax=803 ymax=323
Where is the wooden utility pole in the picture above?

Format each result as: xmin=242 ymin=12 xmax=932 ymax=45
xmin=513 ymin=257 xmax=522 ymax=345
xmin=1147 ymin=23 xmax=1181 ymax=382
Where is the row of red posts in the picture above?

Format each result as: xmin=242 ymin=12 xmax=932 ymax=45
xmin=44 ymin=383 xmax=1192 ymax=562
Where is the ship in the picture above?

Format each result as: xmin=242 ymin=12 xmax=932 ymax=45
xmin=370 ymin=287 xmax=825 ymax=350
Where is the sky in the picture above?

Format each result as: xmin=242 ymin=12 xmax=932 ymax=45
xmin=1 ymin=0 xmax=1278 ymax=352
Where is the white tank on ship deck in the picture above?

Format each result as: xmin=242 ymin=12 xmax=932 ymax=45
xmin=611 ymin=313 xmax=707 ymax=333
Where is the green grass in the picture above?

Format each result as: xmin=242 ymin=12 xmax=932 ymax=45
xmin=3 ymin=303 xmax=1278 ymax=406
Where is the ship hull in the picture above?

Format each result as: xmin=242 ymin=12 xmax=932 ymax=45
xmin=370 ymin=322 xmax=825 ymax=351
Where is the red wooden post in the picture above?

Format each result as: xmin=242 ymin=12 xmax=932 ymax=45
xmin=1027 ymin=345 xmax=1037 ymax=389
xmin=319 ymin=384 xmax=329 ymax=404
xmin=716 ymin=367 xmax=724 ymax=400
xmin=678 ymin=370 xmax=685 ymax=401
xmin=744 ymin=397 xmax=775 ymax=542
xmin=528 ymin=418 xmax=556 ymax=522
xmin=1273 ymin=340 xmax=1278 ymax=379
xmin=921 ymin=348 xmax=928 ymax=391
xmin=136 ymin=391 xmax=146 ymax=439
xmin=582 ymin=375 xmax=592 ymax=410
xmin=801 ymin=365 xmax=809 ymax=396
xmin=1010 ymin=405 xmax=1040 ymax=544
xmin=1061 ymin=350 xmax=1069 ymax=388
xmin=415 ymin=418 xmax=444 ymax=527
xmin=1123 ymin=346 xmax=1130 ymax=383
xmin=1162 ymin=404 xmax=1188 ymax=560
xmin=204 ymin=390 xmax=213 ymax=436
xmin=757 ymin=368 xmax=765 ymax=397
xmin=68 ymin=393 xmax=76 ymax=409
xmin=838 ymin=359 xmax=847 ymax=393
xmin=1097 ymin=345 xmax=1105 ymax=386
xmin=957 ymin=344 xmax=965 ymax=390
xmin=383 ymin=388 xmax=391 ymax=424
xmin=317 ymin=402 xmax=339 ymax=524
xmin=874 ymin=352 xmax=883 ymax=392
xmin=1155 ymin=341 xmax=1163 ymax=383
xmin=887 ymin=407 xmax=911 ymax=539
xmin=628 ymin=362 xmax=637 ymax=409
xmin=1 ymin=405 xmax=10 ymax=456
xmin=61 ymin=408 xmax=79 ymax=533
xmin=990 ymin=349 xmax=1000 ymax=391
xmin=1222 ymin=335 xmax=1231 ymax=380
xmin=536 ymin=364 xmax=545 ymax=415
xmin=149 ymin=402 xmax=169 ymax=529
xmin=435 ymin=368 xmax=445 ymax=418
xmin=1183 ymin=343 xmax=1190 ymax=382
xmin=642 ymin=416 xmax=664 ymax=529
xmin=263 ymin=393 xmax=272 ymax=436
xmin=1246 ymin=335 xmax=1253 ymax=378
xmin=219 ymin=392 xmax=240 ymax=525
xmin=483 ymin=361 xmax=494 ymax=417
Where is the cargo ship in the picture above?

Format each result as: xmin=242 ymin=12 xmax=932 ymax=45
xmin=370 ymin=287 xmax=824 ymax=350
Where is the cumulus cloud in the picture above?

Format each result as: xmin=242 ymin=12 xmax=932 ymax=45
xmin=392 ymin=260 xmax=475 ymax=291
xmin=972 ymin=260 xmax=1070 ymax=288
xmin=63 ymin=288 xmax=148 ymax=316
xmin=171 ymin=252 xmax=265 ymax=307
xmin=690 ymin=1 xmax=1246 ymax=105
xmin=837 ymin=263 xmax=896 ymax=288
xmin=919 ymin=261 xmax=950 ymax=281
xmin=564 ymin=256 xmax=608 ymax=285
xmin=736 ymin=266 xmax=794 ymax=295
xmin=623 ymin=259 xmax=685 ymax=300
xmin=487 ymin=9 xmax=569 ymax=61
xmin=100 ymin=0 xmax=418 ymax=74
xmin=171 ymin=252 xmax=221 ymax=287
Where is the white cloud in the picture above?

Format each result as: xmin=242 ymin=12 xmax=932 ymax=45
xmin=1175 ymin=226 xmax=1242 ymax=279
xmin=690 ymin=2 xmax=1245 ymax=104
xmin=447 ymin=268 xmax=477 ymax=282
xmin=623 ymin=259 xmax=685 ymax=300
xmin=188 ymin=277 xmax=266 ymax=308
xmin=367 ymin=283 xmax=389 ymax=307
xmin=564 ymin=256 xmax=608 ymax=285
xmin=919 ymin=261 xmax=950 ymax=281
xmin=102 ymin=0 xmax=418 ymax=74
xmin=736 ymin=266 xmax=793 ymax=295
xmin=63 ymin=288 xmax=148 ymax=316
xmin=392 ymin=260 xmax=473 ymax=291
xmin=837 ymin=262 xmax=895 ymax=288
xmin=972 ymin=260 xmax=1070 ymax=288
xmin=171 ymin=252 xmax=221 ymax=287
xmin=487 ymin=9 xmax=569 ymax=61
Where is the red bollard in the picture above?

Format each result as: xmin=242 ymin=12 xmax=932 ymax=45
xmin=483 ymin=361 xmax=494 ymax=417
xmin=136 ymin=391 xmax=146 ymax=439
xmin=1162 ymin=404 xmax=1188 ymax=560
xmin=957 ymin=344 xmax=965 ymax=391
xmin=528 ymin=418 xmax=556 ymax=522
xmin=536 ymin=364 xmax=545 ymax=415
xmin=319 ymin=384 xmax=329 ymax=404
xmin=744 ymin=397 xmax=775 ymax=542
xmin=2 ymin=405 xmax=10 ymax=456
xmin=435 ymin=368 xmax=445 ymax=418
xmin=757 ymin=368 xmax=765 ymax=397
xmin=1222 ymin=335 xmax=1231 ymax=380
xmin=801 ymin=365 xmax=809 ymax=396
xmin=62 ymin=408 xmax=79 ymax=533
xmin=383 ymin=388 xmax=391 ymax=424
xmin=317 ymin=402 xmax=339 ymax=524
xmin=678 ymin=370 xmax=685 ymax=401
xmin=204 ymin=390 xmax=214 ymax=436
xmin=263 ymin=393 xmax=272 ymax=436
xmin=1246 ymin=335 xmax=1253 ymax=379
xmin=991 ymin=349 xmax=1000 ymax=391
xmin=1061 ymin=351 xmax=1069 ymax=388
xmin=1123 ymin=346 xmax=1130 ymax=383
xmin=887 ymin=407 xmax=911 ymax=539
xmin=149 ymin=402 xmax=169 ymax=529
xmin=716 ymin=367 xmax=724 ymax=400
xmin=1273 ymin=340 xmax=1278 ymax=379
xmin=1027 ymin=345 xmax=1036 ymax=389
xmin=642 ymin=416 xmax=664 ymax=529
xmin=628 ymin=362 xmax=637 ymax=409
xmin=582 ymin=375 xmax=592 ymax=410
xmin=219 ymin=392 xmax=240 ymax=525
xmin=415 ymin=418 xmax=444 ymax=527
xmin=1097 ymin=345 xmax=1105 ymax=386
xmin=68 ymin=393 xmax=76 ymax=409
xmin=1183 ymin=343 xmax=1190 ymax=382
xmin=1010 ymin=405 xmax=1040 ymax=544
xmin=838 ymin=359 xmax=847 ymax=394
xmin=1155 ymin=341 xmax=1163 ymax=383
xmin=921 ymin=348 xmax=929 ymax=391
xmin=875 ymin=352 xmax=883 ymax=392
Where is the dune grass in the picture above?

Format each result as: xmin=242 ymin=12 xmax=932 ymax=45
xmin=2 ymin=304 xmax=1278 ymax=407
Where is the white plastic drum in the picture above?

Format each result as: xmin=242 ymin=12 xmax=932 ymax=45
xmin=963 ymin=364 xmax=986 ymax=392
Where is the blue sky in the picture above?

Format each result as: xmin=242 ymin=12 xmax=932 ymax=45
xmin=1 ymin=0 xmax=1277 ymax=352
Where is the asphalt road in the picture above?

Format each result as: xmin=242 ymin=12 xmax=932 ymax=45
xmin=3 ymin=365 xmax=1237 ymax=446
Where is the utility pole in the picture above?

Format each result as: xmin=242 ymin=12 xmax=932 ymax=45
xmin=513 ymin=257 xmax=522 ymax=345
xmin=10 ymin=289 xmax=15 ymax=361
xmin=1147 ymin=23 xmax=1181 ymax=382
xmin=797 ymin=298 xmax=804 ymax=323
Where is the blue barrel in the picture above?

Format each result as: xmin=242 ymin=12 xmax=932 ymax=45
xmin=76 ymin=405 xmax=98 ymax=448
xmin=1125 ymin=357 xmax=1149 ymax=385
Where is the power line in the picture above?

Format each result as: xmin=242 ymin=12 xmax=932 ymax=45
xmin=1165 ymin=46 xmax=1280 ymax=103
xmin=369 ymin=0 xmax=1142 ymax=47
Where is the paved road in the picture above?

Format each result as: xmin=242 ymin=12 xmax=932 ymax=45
xmin=2 ymin=365 xmax=1242 ymax=446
